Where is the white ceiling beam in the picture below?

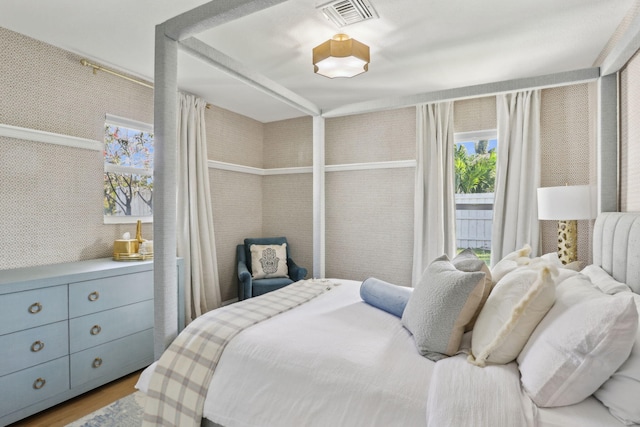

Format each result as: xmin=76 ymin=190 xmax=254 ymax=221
xmin=179 ymin=37 xmax=321 ymax=117
xmin=600 ymin=11 xmax=640 ymax=76
xmin=162 ymin=0 xmax=288 ymax=41
xmin=322 ymin=68 xmax=601 ymax=118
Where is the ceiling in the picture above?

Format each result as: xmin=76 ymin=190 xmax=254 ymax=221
xmin=0 ymin=0 xmax=637 ymax=123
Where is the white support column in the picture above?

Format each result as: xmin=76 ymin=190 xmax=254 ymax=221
xmin=597 ymin=73 xmax=619 ymax=213
xmin=313 ymin=116 xmax=325 ymax=278
xmin=153 ymin=25 xmax=179 ymax=359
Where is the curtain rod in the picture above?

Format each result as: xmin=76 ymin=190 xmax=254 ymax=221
xmin=79 ymin=59 xmax=212 ymax=109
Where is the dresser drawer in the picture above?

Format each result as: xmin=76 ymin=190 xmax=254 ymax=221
xmin=69 ymin=299 xmax=154 ymax=353
xmin=0 ymin=321 xmax=68 ymax=377
xmin=69 ymin=270 xmax=153 ymax=318
xmin=0 ymin=356 xmax=69 ymax=416
xmin=0 ymin=285 xmax=67 ymax=336
xmin=70 ymin=328 xmax=153 ymax=387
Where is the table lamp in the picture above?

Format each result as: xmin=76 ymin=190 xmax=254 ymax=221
xmin=537 ymin=185 xmax=595 ymax=264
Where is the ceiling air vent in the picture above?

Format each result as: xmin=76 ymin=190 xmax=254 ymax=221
xmin=318 ymin=0 xmax=379 ymax=27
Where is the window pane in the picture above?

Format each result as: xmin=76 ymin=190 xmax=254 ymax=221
xmin=454 ymin=137 xmax=497 ymax=264
xmin=104 ymin=124 xmax=154 ymax=169
xmin=104 ymin=172 xmax=153 ymax=217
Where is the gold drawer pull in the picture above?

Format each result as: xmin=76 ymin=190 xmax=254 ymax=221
xmin=88 ymin=291 xmax=100 ymax=302
xmin=90 ymin=324 xmax=102 ymax=335
xmin=33 ymin=377 xmax=46 ymax=390
xmin=31 ymin=340 xmax=45 ymax=352
xmin=92 ymin=357 xmax=103 ymax=369
xmin=28 ymin=302 xmax=42 ymax=314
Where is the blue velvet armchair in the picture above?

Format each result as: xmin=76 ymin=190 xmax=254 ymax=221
xmin=237 ymin=237 xmax=308 ymax=300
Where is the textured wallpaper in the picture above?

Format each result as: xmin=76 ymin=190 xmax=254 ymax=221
xmin=264 ymin=116 xmax=313 ymax=168
xmin=207 ymin=105 xmax=264 ymax=168
xmin=620 ymin=49 xmax=640 ymax=212
xmin=324 ymin=108 xmax=416 ymax=285
xmin=325 ymin=168 xmax=415 ymax=286
xmin=454 ymin=96 xmax=497 ymax=133
xmin=326 ymin=108 xmax=415 ymax=165
xmin=209 ymin=168 xmax=263 ymax=302
xmin=262 ymin=174 xmax=313 ymax=278
xmin=0 ymin=27 xmax=154 ymax=270
xmin=539 ymin=84 xmax=593 ymax=265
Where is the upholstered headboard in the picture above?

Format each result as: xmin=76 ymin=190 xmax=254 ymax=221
xmin=593 ymin=212 xmax=640 ymax=293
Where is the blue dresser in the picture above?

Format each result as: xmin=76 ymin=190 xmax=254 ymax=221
xmin=0 ymin=258 xmax=184 ymax=426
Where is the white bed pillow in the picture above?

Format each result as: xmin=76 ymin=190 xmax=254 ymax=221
xmin=452 ymin=249 xmax=493 ymax=332
xmin=594 ymin=292 xmax=640 ymax=425
xmin=517 ymin=274 xmax=638 ymax=408
xmin=490 ymin=244 xmax=532 ymax=284
xmin=402 ymin=255 xmax=486 ymax=361
xmin=470 ymin=264 xmax=555 ymax=366
xmin=539 ymin=252 xmax=582 ymax=271
xmin=250 ymin=243 xmax=289 ymax=279
xmin=581 ymin=264 xmax=631 ymax=295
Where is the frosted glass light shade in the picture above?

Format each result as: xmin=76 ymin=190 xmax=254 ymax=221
xmin=537 ymin=185 xmax=596 ymax=220
xmin=313 ymin=34 xmax=369 ymax=79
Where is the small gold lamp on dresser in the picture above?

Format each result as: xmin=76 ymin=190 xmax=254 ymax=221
xmin=537 ymin=185 xmax=596 ymax=265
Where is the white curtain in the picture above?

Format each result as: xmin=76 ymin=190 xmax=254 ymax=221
xmin=491 ymin=90 xmax=542 ymax=265
xmin=412 ymin=102 xmax=456 ymax=286
xmin=177 ymin=93 xmax=221 ymax=323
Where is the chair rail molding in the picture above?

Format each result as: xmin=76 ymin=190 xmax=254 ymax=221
xmin=207 ymin=159 xmax=416 ymax=175
xmin=0 ymin=123 xmax=102 ymax=151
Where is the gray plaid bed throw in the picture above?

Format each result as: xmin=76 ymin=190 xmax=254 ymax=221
xmin=142 ymin=279 xmax=336 ymax=427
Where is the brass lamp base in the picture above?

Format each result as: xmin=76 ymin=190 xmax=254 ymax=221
xmin=557 ymin=219 xmax=577 ymax=265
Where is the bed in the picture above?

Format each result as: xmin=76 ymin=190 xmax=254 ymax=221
xmin=137 ymin=212 xmax=640 ymax=427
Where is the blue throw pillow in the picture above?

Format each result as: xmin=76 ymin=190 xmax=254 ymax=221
xmin=360 ymin=277 xmax=413 ymax=318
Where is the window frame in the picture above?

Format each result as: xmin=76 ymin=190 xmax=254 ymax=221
xmin=103 ymin=114 xmax=154 ymax=225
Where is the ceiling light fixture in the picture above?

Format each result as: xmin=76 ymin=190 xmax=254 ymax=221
xmin=312 ymin=33 xmax=369 ymax=79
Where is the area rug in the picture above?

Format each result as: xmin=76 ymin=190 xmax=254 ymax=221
xmin=65 ymin=391 xmax=145 ymax=426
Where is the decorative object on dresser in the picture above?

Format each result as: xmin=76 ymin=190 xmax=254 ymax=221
xmin=113 ymin=220 xmax=153 ymax=261
xmin=0 ymin=257 xmax=183 ymax=427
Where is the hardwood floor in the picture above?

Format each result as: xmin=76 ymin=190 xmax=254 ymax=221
xmin=8 ymin=370 xmax=142 ymax=427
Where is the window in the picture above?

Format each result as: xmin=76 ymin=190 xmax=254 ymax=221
xmin=103 ymin=114 xmax=153 ymax=224
xmin=454 ymin=130 xmax=497 ymax=264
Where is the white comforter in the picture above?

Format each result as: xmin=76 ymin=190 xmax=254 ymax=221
xmin=427 ymin=354 xmax=536 ymax=427
xmin=137 ymin=279 xmax=627 ymax=427
xmin=202 ymin=280 xmax=433 ymax=427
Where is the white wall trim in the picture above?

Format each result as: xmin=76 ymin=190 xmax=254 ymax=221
xmin=454 ymin=129 xmax=497 ymax=143
xmin=326 ymin=160 xmax=416 ymax=172
xmin=263 ymin=166 xmax=314 ymax=175
xmin=0 ymin=123 xmax=102 ymax=151
xmin=208 ymin=160 xmax=264 ymax=175
xmin=208 ymin=159 xmax=416 ymax=175
xmin=105 ymin=114 xmax=153 ymax=133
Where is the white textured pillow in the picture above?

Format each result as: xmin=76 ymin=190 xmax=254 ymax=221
xmin=517 ymin=275 xmax=638 ymax=407
xmin=594 ymin=292 xmax=640 ymax=425
xmin=491 ymin=244 xmax=532 ymax=284
xmin=539 ymin=252 xmax=582 ymax=271
xmin=581 ymin=264 xmax=631 ymax=295
xmin=402 ymin=255 xmax=486 ymax=361
xmin=250 ymin=243 xmax=289 ymax=279
xmin=452 ymin=249 xmax=493 ymax=332
xmin=528 ymin=254 xmax=580 ymax=286
xmin=470 ymin=264 xmax=555 ymax=366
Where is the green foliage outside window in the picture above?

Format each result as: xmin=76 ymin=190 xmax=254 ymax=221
xmin=454 ymin=140 xmax=496 ymax=194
